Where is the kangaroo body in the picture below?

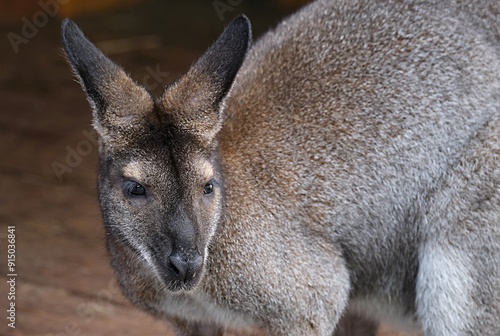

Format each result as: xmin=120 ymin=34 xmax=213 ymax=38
xmin=62 ymin=0 xmax=500 ymax=335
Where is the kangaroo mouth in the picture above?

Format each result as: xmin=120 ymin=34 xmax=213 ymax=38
xmin=156 ymin=252 xmax=205 ymax=292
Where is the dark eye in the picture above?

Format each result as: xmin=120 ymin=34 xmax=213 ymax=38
xmin=126 ymin=181 xmax=146 ymax=197
xmin=203 ymin=180 xmax=215 ymax=195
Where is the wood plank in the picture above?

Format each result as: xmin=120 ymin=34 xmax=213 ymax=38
xmin=0 ymin=278 xmax=174 ymax=336
xmin=377 ymin=324 xmax=423 ymax=336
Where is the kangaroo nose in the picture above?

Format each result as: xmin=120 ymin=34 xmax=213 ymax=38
xmin=168 ymin=252 xmax=203 ymax=283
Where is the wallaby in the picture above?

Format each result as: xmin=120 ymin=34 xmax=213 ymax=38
xmin=61 ymin=0 xmax=500 ymax=335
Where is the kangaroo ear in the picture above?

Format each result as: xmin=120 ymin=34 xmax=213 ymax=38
xmin=160 ymin=15 xmax=252 ymax=144
xmin=61 ymin=19 xmax=153 ymax=137
xmin=191 ymin=15 xmax=252 ymax=105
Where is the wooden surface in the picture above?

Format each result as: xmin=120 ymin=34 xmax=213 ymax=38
xmin=0 ymin=1 xmax=421 ymax=335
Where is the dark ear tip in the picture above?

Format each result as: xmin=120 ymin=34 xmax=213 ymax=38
xmin=61 ymin=19 xmax=90 ymax=65
xmin=61 ymin=18 xmax=71 ymax=29
xmin=61 ymin=18 xmax=80 ymax=50
xmin=233 ymin=14 xmax=250 ymax=26
xmin=61 ymin=18 xmax=75 ymax=39
xmin=231 ymin=14 xmax=252 ymax=42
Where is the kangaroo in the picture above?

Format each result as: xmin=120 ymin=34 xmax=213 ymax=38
xmin=61 ymin=0 xmax=500 ymax=335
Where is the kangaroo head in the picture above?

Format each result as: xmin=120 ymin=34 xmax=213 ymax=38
xmin=61 ymin=17 xmax=251 ymax=294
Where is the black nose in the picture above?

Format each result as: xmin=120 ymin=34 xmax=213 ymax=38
xmin=168 ymin=252 xmax=203 ymax=283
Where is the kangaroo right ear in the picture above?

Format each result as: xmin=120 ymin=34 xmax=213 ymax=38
xmin=61 ymin=19 xmax=152 ymax=137
xmin=160 ymin=15 xmax=252 ymax=144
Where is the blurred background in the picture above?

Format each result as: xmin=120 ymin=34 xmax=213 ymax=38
xmin=0 ymin=1 xmax=420 ymax=335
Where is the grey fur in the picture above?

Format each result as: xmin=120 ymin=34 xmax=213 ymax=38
xmin=62 ymin=0 xmax=500 ymax=335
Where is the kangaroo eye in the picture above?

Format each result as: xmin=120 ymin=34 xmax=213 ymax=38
xmin=126 ymin=181 xmax=146 ymax=196
xmin=203 ymin=180 xmax=214 ymax=195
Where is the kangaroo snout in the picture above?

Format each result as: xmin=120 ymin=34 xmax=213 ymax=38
xmin=166 ymin=250 xmax=203 ymax=288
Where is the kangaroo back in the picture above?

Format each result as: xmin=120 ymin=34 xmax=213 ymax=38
xmin=62 ymin=0 xmax=500 ymax=335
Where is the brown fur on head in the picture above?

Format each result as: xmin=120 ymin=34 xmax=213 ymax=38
xmin=61 ymin=17 xmax=251 ymax=299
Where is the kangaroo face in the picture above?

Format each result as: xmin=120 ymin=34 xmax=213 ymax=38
xmin=98 ymin=125 xmax=223 ymax=291
xmin=61 ymin=17 xmax=251 ymax=294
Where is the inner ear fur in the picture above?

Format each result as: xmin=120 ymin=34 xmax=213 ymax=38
xmin=159 ymin=15 xmax=252 ymax=144
xmin=61 ymin=19 xmax=153 ymax=137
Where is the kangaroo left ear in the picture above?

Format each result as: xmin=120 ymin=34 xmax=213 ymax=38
xmin=61 ymin=19 xmax=153 ymax=139
xmin=160 ymin=15 xmax=252 ymax=143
